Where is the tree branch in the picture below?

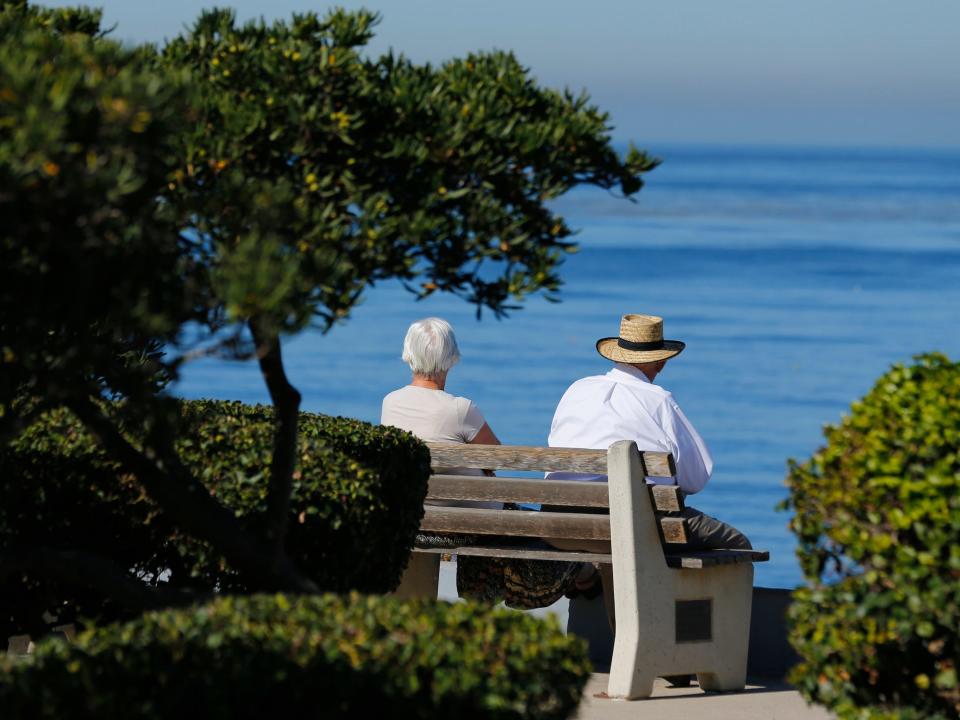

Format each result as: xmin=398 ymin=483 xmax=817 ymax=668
xmin=67 ymin=396 xmax=316 ymax=593
xmin=249 ymin=317 xmax=301 ymax=557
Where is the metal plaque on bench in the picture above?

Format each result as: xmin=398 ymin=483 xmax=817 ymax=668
xmin=675 ymin=599 xmax=712 ymax=643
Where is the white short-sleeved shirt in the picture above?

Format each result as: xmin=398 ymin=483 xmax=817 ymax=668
xmin=381 ymin=385 xmax=498 ymax=508
xmin=381 ymin=385 xmax=486 ymax=444
xmin=547 ymin=363 xmax=713 ymax=495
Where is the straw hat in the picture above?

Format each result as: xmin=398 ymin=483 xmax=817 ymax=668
xmin=596 ymin=314 xmax=685 ymax=363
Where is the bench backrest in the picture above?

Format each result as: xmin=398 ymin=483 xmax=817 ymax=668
xmin=423 ymin=440 xmax=683 ymax=566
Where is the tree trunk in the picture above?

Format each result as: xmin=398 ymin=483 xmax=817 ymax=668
xmin=249 ymin=317 xmax=301 ymax=558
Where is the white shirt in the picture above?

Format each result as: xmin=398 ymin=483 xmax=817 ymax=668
xmin=381 ymin=385 xmax=486 ymax=444
xmin=381 ymin=385 xmax=499 ymax=509
xmin=547 ymin=363 xmax=713 ymax=494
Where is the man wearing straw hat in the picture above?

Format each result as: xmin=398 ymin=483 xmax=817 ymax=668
xmin=547 ymin=313 xmax=751 ymax=586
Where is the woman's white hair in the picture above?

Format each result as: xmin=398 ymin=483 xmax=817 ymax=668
xmin=402 ymin=317 xmax=461 ymax=380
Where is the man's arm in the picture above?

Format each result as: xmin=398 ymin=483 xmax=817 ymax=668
xmin=659 ymin=399 xmax=713 ymax=494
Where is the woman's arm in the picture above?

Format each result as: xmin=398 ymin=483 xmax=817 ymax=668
xmin=469 ymin=422 xmax=500 ymax=446
xmin=469 ymin=422 xmax=500 ymax=476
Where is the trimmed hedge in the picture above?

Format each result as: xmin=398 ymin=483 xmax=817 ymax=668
xmin=0 ymin=593 xmax=591 ymax=720
xmin=170 ymin=400 xmax=431 ymax=595
xmin=784 ymin=353 xmax=960 ymax=720
xmin=0 ymin=400 xmax=430 ymax=637
xmin=0 ymin=405 xmax=169 ymax=640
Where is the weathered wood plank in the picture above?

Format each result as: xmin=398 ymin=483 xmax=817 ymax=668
xmin=660 ymin=517 xmax=689 ymax=544
xmin=664 ymin=549 xmax=770 ymax=569
xmin=427 ymin=443 xmax=608 ymax=473
xmin=650 ymin=485 xmax=684 ymax=512
xmin=427 ymin=476 xmax=609 ymax=507
xmin=420 ymin=505 xmax=686 ymax=545
xmin=412 ymin=545 xmax=768 ymax=569
xmin=427 ymin=443 xmax=676 ymax=477
xmin=420 ymin=506 xmax=610 ymax=540
xmin=413 ymin=544 xmax=613 ymax=564
xmin=640 ymin=452 xmax=676 ymax=478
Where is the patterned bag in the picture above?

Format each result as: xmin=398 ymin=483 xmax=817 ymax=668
xmin=451 ymin=504 xmax=580 ymax=610
xmin=456 ymin=552 xmax=580 ymax=610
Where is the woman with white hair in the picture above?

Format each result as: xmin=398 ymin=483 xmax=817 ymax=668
xmin=381 ymin=317 xmax=579 ymax=609
xmin=381 ymin=317 xmax=499 ymax=448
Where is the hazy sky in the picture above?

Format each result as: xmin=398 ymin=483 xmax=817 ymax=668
xmin=49 ymin=0 xmax=960 ymax=148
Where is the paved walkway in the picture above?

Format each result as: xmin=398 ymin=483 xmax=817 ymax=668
xmin=577 ymin=675 xmax=833 ymax=719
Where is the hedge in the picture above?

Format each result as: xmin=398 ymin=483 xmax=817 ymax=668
xmin=0 ymin=400 xmax=430 ymax=637
xmin=170 ymin=400 xmax=431 ymax=595
xmin=0 ymin=593 xmax=591 ymax=720
xmin=784 ymin=353 xmax=960 ymax=719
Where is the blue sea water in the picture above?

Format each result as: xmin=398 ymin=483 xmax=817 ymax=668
xmin=174 ymin=144 xmax=960 ymax=590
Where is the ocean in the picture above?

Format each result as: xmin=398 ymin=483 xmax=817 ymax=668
xmin=174 ymin=144 xmax=960 ymax=591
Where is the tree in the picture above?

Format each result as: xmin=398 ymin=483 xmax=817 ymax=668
xmin=2 ymin=2 xmax=658 ymax=611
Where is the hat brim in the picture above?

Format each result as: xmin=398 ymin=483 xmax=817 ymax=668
xmin=596 ymin=338 xmax=685 ymax=363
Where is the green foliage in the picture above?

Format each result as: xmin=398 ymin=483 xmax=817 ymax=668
xmin=0 ymin=400 xmax=430 ymax=637
xmin=783 ymin=353 xmax=960 ymax=719
xmin=0 ymin=0 xmax=104 ymax=36
xmin=172 ymin=400 xmax=431 ymax=595
xmin=0 ymin=593 xmax=591 ymax=720
xmin=0 ymin=5 xmax=199 ymax=425
xmin=160 ymin=8 xmax=658 ymax=336
xmin=0 ymin=407 xmax=169 ymax=639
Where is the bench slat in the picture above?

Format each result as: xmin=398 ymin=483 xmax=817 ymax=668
xmin=426 ymin=443 xmax=678 ymax=477
xmin=428 ymin=477 xmax=685 ymax=513
xmin=639 ymin=452 xmax=676 ymax=479
xmin=666 ymin=549 xmax=770 ymax=568
xmin=427 ymin=443 xmax=608 ymax=473
xmin=421 ymin=506 xmax=611 ymax=540
xmin=413 ymin=544 xmax=613 ymax=564
xmin=660 ymin=517 xmax=688 ymax=544
xmin=410 ymin=544 xmax=768 ymax=569
xmin=427 ymin=476 xmax=610 ymax=507
xmin=428 ymin=443 xmax=676 ymax=477
xmin=650 ymin=485 xmax=684 ymax=512
xmin=421 ymin=506 xmax=689 ymax=544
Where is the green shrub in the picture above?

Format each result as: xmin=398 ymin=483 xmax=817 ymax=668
xmin=0 ymin=400 xmax=430 ymax=637
xmin=172 ymin=400 xmax=431 ymax=595
xmin=0 ymin=419 xmax=170 ymax=639
xmin=784 ymin=353 xmax=960 ymax=719
xmin=0 ymin=593 xmax=590 ymax=720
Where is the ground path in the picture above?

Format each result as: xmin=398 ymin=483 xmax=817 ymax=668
xmin=577 ymin=675 xmax=832 ymax=719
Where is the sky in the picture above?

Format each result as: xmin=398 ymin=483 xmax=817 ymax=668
xmin=43 ymin=0 xmax=960 ymax=148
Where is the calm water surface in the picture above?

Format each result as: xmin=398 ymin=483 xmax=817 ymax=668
xmin=174 ymin=145 xmax=960 ymax=590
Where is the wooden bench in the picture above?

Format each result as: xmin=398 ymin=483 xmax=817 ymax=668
xmin=395 ymin=439 xmax=769 ymax=700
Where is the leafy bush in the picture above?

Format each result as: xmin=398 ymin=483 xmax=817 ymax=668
xmin=0 ymin=593 xmax=590 ymax=720
xmin=173 ymin=400 xmax=431 ymax=595
xmin=0 ymin=412 xmax=169 ymax=639
xmin=0 ymin=400 xmax=430 ymax=637
xmin=784 ymin=353 xmax=960 ymax=719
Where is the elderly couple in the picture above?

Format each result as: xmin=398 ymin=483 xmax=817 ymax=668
xmin=381 ymin=313 xmax=750 ymax=612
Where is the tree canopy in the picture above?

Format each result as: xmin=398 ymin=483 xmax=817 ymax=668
xmin=1 ymin=2 xmax=658 ymax=610
xmin=163 ymin=8 xmax=655 ymax=339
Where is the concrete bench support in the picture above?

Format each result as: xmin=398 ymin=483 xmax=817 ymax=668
xmin=393 ymin=552 xmax=440 ymax=600
xmin=606 ymin=440 xmax=753 ymax=699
